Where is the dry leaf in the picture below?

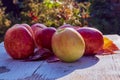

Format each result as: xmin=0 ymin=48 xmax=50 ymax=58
xmin=25 ymin=48 xmax=60 ymax=63
xmin=25 ymin=48 xmax=53 ymax=61
xmin=97 ymin=37 xmax=119 ymax=55
xmin=46 ymin=56 xmax=60 ymax=63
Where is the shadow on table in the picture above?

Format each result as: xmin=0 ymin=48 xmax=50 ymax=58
xmin=24 ymin=56 xmax=99 ymax=80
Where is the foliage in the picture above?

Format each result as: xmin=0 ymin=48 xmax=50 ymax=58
xmin=1 ymin=0 xmax=120 ymax=42
xmin=0 ymin=1 xmax=11 ymax=42
xmin=0 ymin=0 xmax=91 ymax=42
xmin=11 ymin=0 xmax=90 ymax=28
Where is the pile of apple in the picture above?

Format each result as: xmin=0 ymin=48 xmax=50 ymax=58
xmin=4 ymin=23 xmax=104 ymax=63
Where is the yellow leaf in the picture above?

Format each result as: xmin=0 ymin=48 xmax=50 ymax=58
xmin=104 ymin=37 xmax=119 ymax=50
xmin=97 ymin=37 xmax=119 ymax=55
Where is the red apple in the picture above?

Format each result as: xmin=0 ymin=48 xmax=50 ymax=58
xmin=16 ymin=24 xmax=35 ymax=46
xmin=58 ymin=24 xmax=73 ymax=29
xmin=35 ymin=27 xmax=56 ymax=51
xmin=12 ymin=24 xmax=34 ymax=38
xmin=21 ymin=23 xmax=34 ymax=39
xmin=31 ymin=23 xmax=47 ymax=47
xmin=77 ymin=27 xmax=104 ymax=56
xmin=31 ymin=23 xmax=47 ymax=34
xmin=73 ymin=26 xmax=81 ymax=30
xmin=58 ymin=24 xmax=80 ymax=30
xmin=52 ymin=28 xmax=85 ymax=62
xmin=4 ymin=25 xmax=35 ymax=59
xmin=21 ymin=24 xmax=33 ymax=35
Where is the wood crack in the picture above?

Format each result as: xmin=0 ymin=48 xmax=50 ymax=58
xmin=32 ymin=61 xmax=45 ymax=75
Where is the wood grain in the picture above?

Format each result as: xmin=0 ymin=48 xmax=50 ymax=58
xmin=31 ymin=56 xmax=99 ymax=80
xmin=57 ymin=54 xmax=120 ymax=80
xmin=0 ymin=34 xmax=120 ymax=80
xmin=0 ymin=43 xmax=44 ymax=80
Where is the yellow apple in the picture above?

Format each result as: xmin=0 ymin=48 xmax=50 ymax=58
xmin=52 ymin=28 xmax=85 ymax=62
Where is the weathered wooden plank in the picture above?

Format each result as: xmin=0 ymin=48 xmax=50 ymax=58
xmin=25 ymin=34 xmax=120 ymax=80
xmin=58 ymin=54 xmax=120 ymax=80
xmin=57 ymin=35 xmax=120 ymax=80
xmin=25 ymin=53 xmax=120 ymax=80
xmin=0 ymin=43 xmax=44 ymax=80
xmin=0 ymin=34 xmax=120 ymax=80
xmin=24 ymin=56 xmax=99 ymax=80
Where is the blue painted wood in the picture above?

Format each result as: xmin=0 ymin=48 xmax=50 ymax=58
xmin=0 ymin=35 xmax=120 ymax=80
xmin=0 ymin=43 xmax=44 ymax=80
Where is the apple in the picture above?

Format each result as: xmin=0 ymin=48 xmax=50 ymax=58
xmin=4 ymin=25 xmax=35 ymax=59
xmin=58 ymin=24 xmax=73 ymax=29
xmin=77 ymin=27 xmax=104 ymax=56
xmin=31 ymin=23 xmax=47 ymax=35
xmin=35 ymin=27 xmax=56 ymax=51
xmin=21 ymin=23 xmax=34 ymax=39
xmin=73 ymin=26 xmax=82 ymax=30
xmin=58 ymin=24 xmax=80 ymax=30
xmin=31 ymin=23 xmax=47 ymax=47
xmin=15 ymin=23 xmax=35 ymax=46
xmin=12 ymin=24 xmax=34 ymax=38
xmin=52 ymin=28 xmax=85 ymax=62
xmin=21 ymin=24 xmax=33 ymax=35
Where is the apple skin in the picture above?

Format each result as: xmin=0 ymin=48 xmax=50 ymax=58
xmin=12 ymin=24 xmax=34 ymax=38
xmin=4 ymin=25 xmax=35 ymax=59
xmin=21 ymin=23 xmax=35 ymax=39
xmin=31 ymin=23 xmax=47 ymax=34
xmin=58 ymin=24 xmax=73 ymax=29
xmin=58 ymin=24 xmax=80 ymax=30
xmin=35 ymin=27 xmax=56 ymax=51
xmin=31 ymin=23 xmax=47 ymax=47
xmin=77 ymin=27 xmax=104 ymax=56
xmin=15 ymin=24 xmax=35 ymax=46
xmin=52 ymin=28 xmax=85 ymax=62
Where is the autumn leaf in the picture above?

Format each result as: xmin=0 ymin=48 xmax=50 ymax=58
xmin=25 ymin=48 xmax=52 ymax=61
xmin=97 ymin=37 xmax=119 ymax=55
xmin=25 ymin=48 xmax=60 ymax=63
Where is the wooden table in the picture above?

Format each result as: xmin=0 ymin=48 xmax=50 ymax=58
xmin=0 ymin=35 xmax=120 ymax=80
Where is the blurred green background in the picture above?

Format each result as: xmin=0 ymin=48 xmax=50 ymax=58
xmin=0 ymin=0 xmax=120 ymax=42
